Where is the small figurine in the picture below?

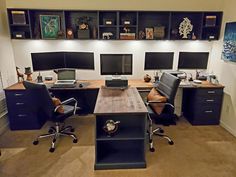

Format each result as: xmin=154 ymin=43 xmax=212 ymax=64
xmin=16 ymin=67 xmax=24 ymax=82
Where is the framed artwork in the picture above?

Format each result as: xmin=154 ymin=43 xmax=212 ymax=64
xmin=145 ymin=28 xmax=154 ymax=40
xmin=40 ymin=15 xmax=60 ymax=39
xmin=222 ymin=22 xmax=236 ymax=62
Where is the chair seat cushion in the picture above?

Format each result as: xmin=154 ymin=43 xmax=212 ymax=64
xmin=147 ymin=88 xmax=167 ymax=115
xmin=52 ymin=105 xmax=75 ymax=122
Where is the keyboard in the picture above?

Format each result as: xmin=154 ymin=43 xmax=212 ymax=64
xmin=51 ymin=84 xmax=76 ymax=88
xmin=54 ymin=80 xmax=75 ymax=85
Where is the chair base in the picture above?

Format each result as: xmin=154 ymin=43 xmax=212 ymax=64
xmin=33 ymin=122 xmax=78 ymax=152
xmin=148 ymin=115 xmax=174 ymax=152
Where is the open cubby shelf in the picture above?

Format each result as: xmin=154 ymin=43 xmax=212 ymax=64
xmin=7 ymin=9 xmax=223 ymax=40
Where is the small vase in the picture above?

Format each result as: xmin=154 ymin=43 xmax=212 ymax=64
xmin=144 ymin=74 xmax=151 ymax=82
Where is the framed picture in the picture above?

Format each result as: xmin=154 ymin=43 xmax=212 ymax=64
xmin=40 ymin=15 xmax=60 ymax=39
xmin=145 ymin=28 xmax=154 ymax=39
xmin=222 ymin=22 xmax=236 ymax=62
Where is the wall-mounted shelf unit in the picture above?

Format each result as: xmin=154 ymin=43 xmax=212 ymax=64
xmin=7 ymin=9 xmax=223 ymax=41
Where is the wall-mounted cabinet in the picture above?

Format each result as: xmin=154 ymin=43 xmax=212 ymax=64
xmin=7 ymin=9 xmax=223 ymax=41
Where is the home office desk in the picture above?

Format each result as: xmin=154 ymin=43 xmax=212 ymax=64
xmin=4 ymin=79 xmax=224 ymax=130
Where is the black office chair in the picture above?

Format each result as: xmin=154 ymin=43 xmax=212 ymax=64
xmin=23 ymin=81 xmax=79 ymax=152
xmin=146 ymin=72 xmax=180 ymax=152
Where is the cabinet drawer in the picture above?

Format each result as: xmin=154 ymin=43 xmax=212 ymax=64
xmin=194 ymin=88 xmax=223 ymax=96
xmin=193 ymin=94 xmax=223 ymax=104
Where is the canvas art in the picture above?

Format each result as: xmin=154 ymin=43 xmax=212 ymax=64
xmin=222 ymin=22 xmax=236 ymax=62
xmin=40 ymin=15 xmax=60 ymax=39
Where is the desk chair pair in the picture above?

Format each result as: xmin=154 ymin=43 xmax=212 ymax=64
xmin=146 ymin=72 xmax=180 ymax=152
xmin=23 ymin=81 xmax=79 ymax=152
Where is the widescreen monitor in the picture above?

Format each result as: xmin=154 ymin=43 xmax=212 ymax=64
xmin=100 ymin=54 xmax=132 ymax=75
xmin=178 ymin=52 xmax=209 ymax=69
xmin=65 ymin=52 xmax=95 ymax=70
xmin=31 ymin=52 xmax=65 ymax=71
xmin=144 ymin=52 xmax=174 ymax=70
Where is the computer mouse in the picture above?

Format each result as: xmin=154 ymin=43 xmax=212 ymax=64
xmin=79 ymin=83 xmax=83 ymax=88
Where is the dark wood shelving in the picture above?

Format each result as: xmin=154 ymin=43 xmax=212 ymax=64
xmin=7 ymin=8 xmax=223 ymax=41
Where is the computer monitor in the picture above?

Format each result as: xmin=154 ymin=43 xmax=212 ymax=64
xmin=100 ymin=54 xmax=132 ymax=75
xmin=31 ymin=52 xmax=65 ymax=71
xmin=65 ymin=52 xmax=95 ymax=70
xmin=144 ymin=52 xmax=174 ymax=70
xmin=178 ymin=52 xmax=209 ymax=69
xmin=57 ymin=69 xmax=76 ymax=80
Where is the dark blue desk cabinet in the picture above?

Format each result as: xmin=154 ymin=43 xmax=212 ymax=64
xmin=182 ymin=86 xmax=224 ymax=125
xmin=5 ymin=89 xmax=46 ymax=130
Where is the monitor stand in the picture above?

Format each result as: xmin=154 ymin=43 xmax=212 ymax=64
xmin=105 ymin=76 xmax=128 ymax=88
xmin=112 ymin=75 xmax=122 ymax=80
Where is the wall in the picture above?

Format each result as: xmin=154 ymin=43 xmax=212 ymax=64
xmin=11 ymin=40 xmax=213 ymax=80
xmin=209 ymin=0 xmax=236 ymax=136
xmin=0 ymin=0 xmax=17 ymax=134
xmin=0 ymin=0 xmax=16 ymax=87
xmin=6 ymin=0 xmax=223 ymax=11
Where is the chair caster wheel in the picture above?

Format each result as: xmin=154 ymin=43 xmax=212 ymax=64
xmin=48 ymin=129 xmax=54 ymax=134
xmin=150 ymin=148 xmax=155 ymax=152
xmin=49 ymin=148 xmax=55 ymax=153
xmin=33 ymin=140 xmax=39 ymax=145
xmin=169 ymin=141 xmax=174 ymax=145
xmin=73 ymin=139 xmax=78 ymax=143
xmin=70 ymin=128 xmax=75 ymax=132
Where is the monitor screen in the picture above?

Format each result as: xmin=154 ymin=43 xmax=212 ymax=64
xmin=144 ymin=52 xmax=174 ymax=70
xmin=31 ymin=52 xmax=65 ymax=71
xmin=65 ymin=52 xmax=95 ymax=70
xmin=100 ymin=54 xmax=132 ymax=75
xmin=178 ymin=52 xmax=209 ymax=69
xmin=57 ymin=69 xmax=76 ymax=80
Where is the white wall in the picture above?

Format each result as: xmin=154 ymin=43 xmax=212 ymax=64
xmin=0 ymin=0 xmax=17 ymax=87
xmin=6 ymin=0 xmax=223 ymax=11
xmin=209 ymin=0 xmax=236 ymax=136
xmin=11 ymin=40 xmax=213 ymax=81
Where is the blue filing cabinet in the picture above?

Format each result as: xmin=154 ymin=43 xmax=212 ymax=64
xmin=5 ymin=89 xmax=46 ymax=130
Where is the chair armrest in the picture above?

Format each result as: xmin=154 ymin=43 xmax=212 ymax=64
xmin=54 ymin=98 xmax=79 ymax=115
xmin=146 ymin=101 xmax=175 ymax=109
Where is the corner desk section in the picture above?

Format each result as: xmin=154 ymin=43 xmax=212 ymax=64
xmin=94 ymin=87 xmax=148 ymax=170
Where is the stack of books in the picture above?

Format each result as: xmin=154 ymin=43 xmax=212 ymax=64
xmin=120 ymin=33 xmax=136 ymax=40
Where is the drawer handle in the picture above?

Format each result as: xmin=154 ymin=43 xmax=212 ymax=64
xmin=208 ymin=91 xmax=215 ymax=94
xmin=15 ymin=93 xmax=23 ymax=96
xmin=18 ymin=114 xmax=27 ymax=117
xmin=205 ymin=110 xmax=213 ymax=113
xmin=16 ymin=103 xmax=24 ymax=105
xmin=206 ymin=99 xmax=214 ymax=102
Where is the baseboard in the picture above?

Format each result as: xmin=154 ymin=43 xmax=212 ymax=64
xmin=220 ymin=120 xmax=236 ymax=137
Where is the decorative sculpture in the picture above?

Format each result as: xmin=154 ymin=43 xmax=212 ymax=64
xmin=179 ymin=17 xmax=193 ymax=39
xmin=16 ymin=67 xmax=24 ymax=82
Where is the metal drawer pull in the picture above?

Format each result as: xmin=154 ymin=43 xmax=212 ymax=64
xmin=18 ymin=114 xmax=27 ymax=117
xmin=206 ymin=99 xmax=214 ymax=102
xmin=207 ymin=91 xmax=215 ymax=94
xmin=205 ymin=110 xmax=213 ymax=113
xmin=15 ymin=93 xmax=23 ymax=96
xmin=16 ymin=103 xmax=24 ymax=105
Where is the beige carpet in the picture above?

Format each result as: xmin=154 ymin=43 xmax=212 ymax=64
xmin=0 ymin=115 xmax=236 ymax=177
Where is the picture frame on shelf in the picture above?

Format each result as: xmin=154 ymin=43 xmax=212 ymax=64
xmin=40 ymin=15 xmax=60 ymax=39
xmin=145 ymin=28 xmax=154 ymax=39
